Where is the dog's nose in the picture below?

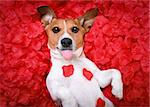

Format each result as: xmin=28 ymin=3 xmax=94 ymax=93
xmin=61 ymin=38 xmax=72 ymax=48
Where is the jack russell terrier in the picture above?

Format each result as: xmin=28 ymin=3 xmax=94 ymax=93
xmin=37 ymin=6 xmax=123 ymax=107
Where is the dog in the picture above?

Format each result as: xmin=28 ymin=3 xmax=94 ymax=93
xmin=37 ymin=6 xmax=123 ymax=107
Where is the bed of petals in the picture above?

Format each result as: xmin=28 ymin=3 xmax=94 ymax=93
xmin=0 ymin=0 xmax=149 ymax=107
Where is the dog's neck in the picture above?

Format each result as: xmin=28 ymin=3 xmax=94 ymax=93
xmin=50 ymin=47 xmax=85 ymax=64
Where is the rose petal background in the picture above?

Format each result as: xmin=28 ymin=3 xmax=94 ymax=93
xmin=0 ymin=1 xmax=149 ymax=107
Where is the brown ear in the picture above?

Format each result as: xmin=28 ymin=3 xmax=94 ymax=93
xmin=37 ymin=6 xmax=56 ymax=27
xmin=78 ymin=8 xmax=99 ymax=32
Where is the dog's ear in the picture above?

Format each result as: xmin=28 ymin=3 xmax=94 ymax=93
xmin=78 ymin=8 xmax=99 ymax=32
xmin=37 ymin=6 xmax=56 ymax=27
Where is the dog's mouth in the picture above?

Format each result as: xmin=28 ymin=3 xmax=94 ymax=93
xmin=60 ymin=47 xmax=73 ymax=51
xmin=57 ymin=47 xmax=74 ymax=60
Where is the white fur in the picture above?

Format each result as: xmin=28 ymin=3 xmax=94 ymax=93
xmin=44 ymin=15 xmax=52 ymax=22
xmin=46 ymin=49 xmax=123 ymax=107
xmin=46 ymin=20 xmax=123 ymax=107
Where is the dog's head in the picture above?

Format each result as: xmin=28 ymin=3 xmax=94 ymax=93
xmin=37 ymin=6 xmax=99 ymax=60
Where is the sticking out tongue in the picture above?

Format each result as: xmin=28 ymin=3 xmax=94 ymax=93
xmin=60 ymin=50 xmax=73 ymax=60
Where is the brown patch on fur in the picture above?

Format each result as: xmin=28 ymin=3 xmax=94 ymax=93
xmin=37 ymin=6 xmax=98 ymax=50
xmin=45 ymin=18 xmax=65 ymax=49
xmin=66 ymin=19 xmax=86 ymax=49
xmin=46 ymin=18 xmax=86 ymax=49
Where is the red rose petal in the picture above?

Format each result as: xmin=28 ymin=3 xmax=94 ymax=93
xmin=62 ymin=65 xmax=74 ymax=77
xmin=96 ymin=98 xmax=105 ymax=107
xmin=83 ymin=68 xmax=93 ymax=81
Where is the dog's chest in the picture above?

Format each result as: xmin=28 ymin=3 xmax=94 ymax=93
xmin=47 ymin=58 xmax=107 ymax=107
xmin=49 ymin=59 xmax=94 ymax=82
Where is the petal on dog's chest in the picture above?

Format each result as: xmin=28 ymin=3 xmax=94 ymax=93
xmin=96 ymin=98 xmax=105 ymax=107
xmin=83 ymin=68 xmax=93 ymax=80
xmin=62 ymin=65 xmax=74 ymax=77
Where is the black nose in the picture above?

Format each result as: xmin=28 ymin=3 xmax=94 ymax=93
xmin=61 ymin=38 xmax=72 ymax=48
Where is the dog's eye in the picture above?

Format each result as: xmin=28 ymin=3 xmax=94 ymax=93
xmin=71 ymin=27 xmax=79 ymax=33
xmin=52 ymin=27 xmax=60 ymax=33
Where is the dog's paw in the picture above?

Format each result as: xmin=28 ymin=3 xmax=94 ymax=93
xmin=110 ymin=69 xmax=123 ymax=99
xmin=111 ymin=80 xmax=123 ymax=99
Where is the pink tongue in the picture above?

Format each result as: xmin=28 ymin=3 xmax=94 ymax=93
xmin=61 ymin=50 xmax=73 ymax=60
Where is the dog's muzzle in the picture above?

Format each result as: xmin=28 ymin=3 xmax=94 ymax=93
xmin=59 ymin=38 xmax=74 ymax=60
xmin=61 ymin=38 xmax=72 ymax=50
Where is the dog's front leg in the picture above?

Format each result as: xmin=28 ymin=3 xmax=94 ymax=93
xmin=46 ymin=80 xmax=78 ymax=107
xmin=94 ymin=69 xmax=123 ymax=99
xmin=82 ymin=58 xmax=123 ymax=99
